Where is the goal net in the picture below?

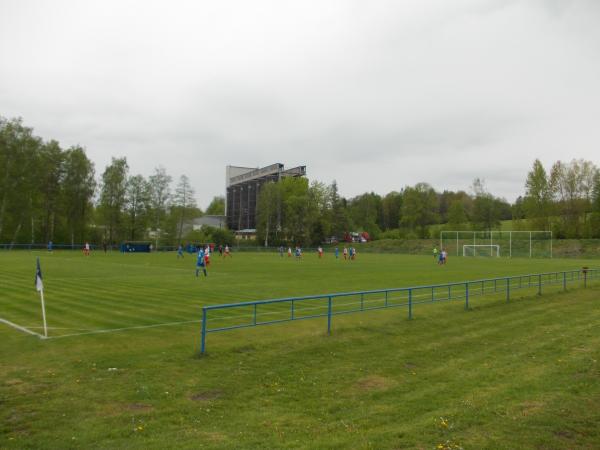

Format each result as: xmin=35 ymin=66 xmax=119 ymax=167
xmin=440 ymin=231 xmax=552 ymax=258
xmin=463 ymin=244 xmax=500 ymax=257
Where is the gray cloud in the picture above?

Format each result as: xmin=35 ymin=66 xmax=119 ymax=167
xmin=1 ymin=0 xmax=599 ymax=207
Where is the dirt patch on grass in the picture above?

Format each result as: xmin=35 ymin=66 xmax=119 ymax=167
xmin=190 ymin=389 xmax=223 ymax=401
xmin=554 ymin=429 xmax=575 ymax=439
xmin=355 ymin=375 xmax=396 ymax=392
xmin=126 ymin=403 xmax=153 ymax=412
xmin=202 ymin=431 xmax=227 ymax=442
xmin=520 ymin=400 xmax=544 ymax=416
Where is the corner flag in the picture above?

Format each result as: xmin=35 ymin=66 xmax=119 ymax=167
xmin=35 ymin=257 xmax=48 ymax=338
xmin=35 ymin=257 xmax=44 ymax=292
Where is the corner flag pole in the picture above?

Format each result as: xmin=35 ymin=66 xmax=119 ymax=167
xmin=35 ymin=257 xmax=48 ymax=338
xmin=40 ymin=288 xmax=48 ymax=339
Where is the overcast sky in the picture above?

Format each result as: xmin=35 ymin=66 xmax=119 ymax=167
xmin=1 ymin=0 xmax=599 ymax=208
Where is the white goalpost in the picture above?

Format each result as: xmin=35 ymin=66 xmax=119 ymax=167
xmin=440 ymin=231 xmax=552 ymax=258
xmin=463 ymin=244 xmax=500 ymax=257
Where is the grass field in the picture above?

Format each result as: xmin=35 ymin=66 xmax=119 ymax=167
xmin=1 ymin=250 xmax=600 ymax=449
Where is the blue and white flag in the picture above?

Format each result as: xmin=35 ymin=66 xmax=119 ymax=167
xmin=35 ymin=257 xmax=44 ymax=292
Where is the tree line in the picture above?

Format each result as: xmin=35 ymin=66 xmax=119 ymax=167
xmin=2 ymin=117 xmax=599 ymax=247
xmin=256 ymin=159 xmax=600 ymax=245
xmin=0 ymin=117 xmax=227 ymax=247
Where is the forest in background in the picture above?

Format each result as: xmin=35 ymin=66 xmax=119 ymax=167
xmin=1 ymin=117 xmax=599 ymax=247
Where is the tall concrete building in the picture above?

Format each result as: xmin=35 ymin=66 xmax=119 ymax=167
xmin=226 ymin=163 xmax=306 ymax=231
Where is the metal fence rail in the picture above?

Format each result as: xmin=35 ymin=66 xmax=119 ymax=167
xmin=200 ymin=268 xmax=599 ymax=353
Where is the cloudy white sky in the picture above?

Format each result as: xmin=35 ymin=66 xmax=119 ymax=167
xmin=1 ymin=0 xmax=599 ymax=208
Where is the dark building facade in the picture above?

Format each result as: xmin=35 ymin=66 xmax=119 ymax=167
xmin=226 ymin=163 xmax=306 ymax=231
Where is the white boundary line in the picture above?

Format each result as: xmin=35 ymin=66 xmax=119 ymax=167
xmin=46 ymin=319 xmax=203 ymax=340
xmin=0 ymin=317 xmax=46 ymax=339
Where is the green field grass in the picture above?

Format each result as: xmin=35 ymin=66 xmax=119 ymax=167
xmin=1 ymin=250 xmax=600 ymax=449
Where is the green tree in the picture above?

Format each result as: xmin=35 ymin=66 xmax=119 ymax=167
xmin=381 ymin=191 xmax=403 ymax=230
xmin=256 ymin=182 xmax=280 ymax=246
xmin=329 ymin=181 xmax=350 ymax=239
xmin=61 ymin=146 xmax=95 ymax=245
xmin=470 ymin=178 xmax=501 ymax=230
xmin=173 ymin=175 xmax=198 ymax=244
xmin=205 ymin=196 xmax=225 ymax=215
xmin=1 ymin=119 xmax=43 ymax=245
xmin=125 ymin=174 xmax=151 ymax=241
xmin=38 ymin=140 xmax=65 ymax=242
xmin=148 ymin=166 xmax=172 ymax=246
xmin=550 ymin=159 xmax=597 ymax=237
xmin=400 ymin=183 xmax=439 ymax=238
xmin=347 ymin=192 xmax=383 ymax=238
xmin=447 ymin=199 xmax=468 ymax=229
xmin=0 ymin=118 xmax=40 ymax=243
xmin=98 ymin=157 xmax=129 ymax=244
xmin=523 ymin=159 xmax=552 ymax=230
xmin=281 ymin=178 xmax=311 ymax=245
xmin=307 ymin=181 xmax=331 ymax=245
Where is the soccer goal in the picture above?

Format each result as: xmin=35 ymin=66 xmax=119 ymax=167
xmin=440 ymin=231 xmax=552 ymax=258
xmin=463 ymin=244 xmax=500 ymax=257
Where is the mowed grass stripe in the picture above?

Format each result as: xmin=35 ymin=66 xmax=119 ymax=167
xmin=200 ymin=288 xmax=600 ymax=447
xmin=1 ymin=249 xmax=599 ymax=450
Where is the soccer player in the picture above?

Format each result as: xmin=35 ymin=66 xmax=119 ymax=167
xmin=318 ymin=246 xmax=323 ymax=258
xmin=442 ymin=249 xmax=448 ymax=265
xmin=204 ymin=247 xmax=211 ymax=266
xmin=433 ymin=247 xmax=438 ymax=260
xmin=343 ymin=247 xmax=348 ymax=260
xmin=438 ymin=249 xmax=444 ymax=265
xmin=279 ymin=245 xmax=284 ymax=257
xmin=295 ymin=246 xmax=302 ymax=259
xmin=224 ymin=245 xmax=231 ymax=258
xmin=177 ymin=244 xmax=184 ymax=259
xmin=287 ymin=247 xmax=292 ymax=257
xmin=335 ymin=247 xmax=339 ymax=259
xmin=47 ymin=240 xmax=53 ymax=252
xmin=196 ymin=248 xmax=207 ymax=277
xmin=350 ymin=247 xmax=356 ymax=260
xmin=218 ymin=245 xmax=223 ymax=256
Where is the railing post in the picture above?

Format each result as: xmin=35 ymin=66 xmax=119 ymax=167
xmin=385 ymin=290 xmax=388 ymax=307
xmin=563 ymin=272 xmax=567 ymax=291
xmin=506 ymin=277 xmax=510 ymax=302
xmin=538 ymin=274 xmax=542 ymax=295
xmin=291 ymin=299 xmax=295 ymax=320
xmin=201 ymin=308 xmax=207 ymax=354
xmin=327 ymin=296 xmax=332 ymax=334
xmin=583 ymin=268 xmax=588 ymax=288
xmin=253 ymin=303 xmax=257 ymax=325
xmin=465 ymin=283 xmax=469 ymax=310
xmin=361 ymin=293 xmax=364 ymax=311
xmin=408 ymin=289 xmax=412 ymax=319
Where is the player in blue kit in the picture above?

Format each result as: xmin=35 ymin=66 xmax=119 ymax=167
xmin=177 ymin=244 xmax=184 ymax=259
xmin=196 ymin=248 xmax=207 ymax=277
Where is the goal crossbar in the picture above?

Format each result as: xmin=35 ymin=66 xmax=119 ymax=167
xmin=440 ymin=230 xmax=552 ymax=258
xmin=463 ymin=244 xmax=500 ymax=257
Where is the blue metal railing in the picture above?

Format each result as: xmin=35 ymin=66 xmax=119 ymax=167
xmin=200 ymin=268 xmax=599 ymax=353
